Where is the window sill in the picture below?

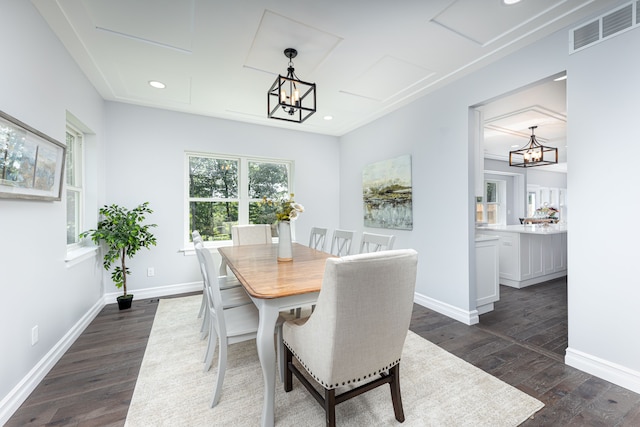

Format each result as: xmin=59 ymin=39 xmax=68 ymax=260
xmin=65 ymin=245 xmax=98 ymax=268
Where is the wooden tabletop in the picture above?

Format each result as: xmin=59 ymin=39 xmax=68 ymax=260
xmin=218 ymin=243 xmax=333 ymax=299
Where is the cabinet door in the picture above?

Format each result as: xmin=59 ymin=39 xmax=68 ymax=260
xmin=476 ymin=240 xmax=499 ymax=306
xmin=520 ymin=234 xmax=544 ymax=279
xmin=543 ymin=235 xmax=556 ymax=275
xmin=551 ymin=233 xmax=567 ymax=272
xmin=497 ymin=232 xmax=519 ymax=280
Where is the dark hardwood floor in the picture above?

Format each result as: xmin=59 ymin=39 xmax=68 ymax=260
xmin=7 ymin=280 xmax=640 ymax=426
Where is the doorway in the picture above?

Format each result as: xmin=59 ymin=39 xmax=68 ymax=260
xmin=471 ymin=72 xmax=568 ymax=355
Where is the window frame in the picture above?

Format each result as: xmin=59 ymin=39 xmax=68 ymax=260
xmin=184 ymin=151 xmax=294 ymax=247
xmin=66 ymin=123 xmax=84 ymax=252
xmin=481 ymin=179 xmax=507 ymax=226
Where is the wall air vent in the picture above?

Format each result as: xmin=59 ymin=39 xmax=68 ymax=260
xmin=570 ymin=1 xmax=638 ymax=53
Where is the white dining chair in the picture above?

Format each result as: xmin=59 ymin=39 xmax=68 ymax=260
xmin=195 ymin=243 xmax=290 ymax=407
xmin=192 ymin=230 xmax=207 ymax=320
xmin=308 ymin=227 xmax=328 ymax=251
xmin=231 ymin=224 xmax=272 ymax=246
xmin=193 ymin=237 xmax=250 ymax=341
xmin=287 ymin=227 xmax=329 ymax=318
xmin=359 ymin=232 xmax=396 ymax=253
xmin=222 ymin=224 xmax=273 ymax=277
xmin=330 ymin=229 xmax=355 ymax=256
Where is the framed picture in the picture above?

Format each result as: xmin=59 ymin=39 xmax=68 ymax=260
xmin=0 ymin=110 xmax=65 ymax=201
xmin=363 ymin=154 xmax=413 ymax=230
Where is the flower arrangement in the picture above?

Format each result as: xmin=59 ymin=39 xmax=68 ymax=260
xmin=536 ymin=203 xmax=558 ymax=218
xmin=261 ymin=193 xmax=304 ymax=222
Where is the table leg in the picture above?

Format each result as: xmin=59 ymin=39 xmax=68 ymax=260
xmin=255 ymin=301 xmax=280 ymax=427
xmin=219 ymin=258 xmax=228 ymax=276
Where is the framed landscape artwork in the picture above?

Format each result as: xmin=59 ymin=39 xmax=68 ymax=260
xmin=362 ymin=154 xmax=413 ymax=230
xmin=0 ymin=111 xmax=65 ymax=201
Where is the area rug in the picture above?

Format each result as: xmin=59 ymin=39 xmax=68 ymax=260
xmin=125 ymin=296 xmax=543 ymax=426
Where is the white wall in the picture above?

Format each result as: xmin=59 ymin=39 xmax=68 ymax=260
xmin=0 ymin=0 xmax=106 ymax=418
xmin=527 ymin=168 xmax=567 ymax=189
xmin=565 ymin=24 xmax=640 ymax=391
xmin=103 ymin=102 xmax=341 ymax=296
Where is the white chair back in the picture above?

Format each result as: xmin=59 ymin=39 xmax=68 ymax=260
xmin=231 ymin=224 xmax=272 ymax=245
xmin=330 ymin=229 xmax=355 ymax=256
xmin=359 ymin=232 xmax=395 ymax=253
xmin=195 ymin=243 xmax=225 ymax=334
xmin=308 ymin=227 xmax=328 ymax=251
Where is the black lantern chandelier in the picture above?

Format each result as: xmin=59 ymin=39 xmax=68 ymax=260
xmin=509 ymin=126 xmax=558 ymax=167
xmin=267 ymin=48 xmax=316 ymax=123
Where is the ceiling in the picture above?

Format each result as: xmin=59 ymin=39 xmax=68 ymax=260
xmin=479 ymin=75 xmax=568 ymax=171
xmin=32 ymin=0 xmax=614 ymax=147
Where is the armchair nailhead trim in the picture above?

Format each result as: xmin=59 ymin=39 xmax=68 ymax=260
xmin=284 ymin=341 xmax=401 ymax=390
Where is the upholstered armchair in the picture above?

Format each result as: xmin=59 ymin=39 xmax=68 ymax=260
xmin=282 ymin=249 xmax=418 ymax=426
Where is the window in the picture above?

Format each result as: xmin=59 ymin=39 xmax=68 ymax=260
xmin=186 ymin=153 xmax=292 ymax=242
xmin=477 ymin=179 xmax=506 ymax=225
xmin=66 ymin=125 xmax=83 ymax=249
xmin=527 ymin=190 xmax=537 ymax=217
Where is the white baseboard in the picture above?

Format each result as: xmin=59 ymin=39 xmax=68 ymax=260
xmin=0 ymin=298 xmax=105 ymax=426
xmin=414 ymin=292 xmax=479 ymax=325
xmin=102 ymin=281 xmax=203 ymax=305
xmin=565 ymin=347 xmax=640 ymax=394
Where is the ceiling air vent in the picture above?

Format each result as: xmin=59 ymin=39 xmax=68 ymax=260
xmin=603 ymin=4 xmax=633 ymax=37
xmin=573 ymin=20 xmax=599 ymax=50
xmin=570 ymin=1 xmax=638 ymax=53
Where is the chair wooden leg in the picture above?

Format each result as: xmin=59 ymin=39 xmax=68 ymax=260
xmin=200 ymin=292 xmax=209 ymax=340
xmin=204 ymin=317 xmax=217 ymax=370
xmin=197 ymin=291 xmax=205 ymax=318
xmin=389 ymin=364 xmax=405 ymax=422
xmin=200 ymin=309 xmax=209 ymax=340
xmin=324 ymin=388 xmax=336 ymax=427
xmin=284 ymin=346 xmax=293 ymax=392
xmin=211 ymin=338 xmax=227 ymax=407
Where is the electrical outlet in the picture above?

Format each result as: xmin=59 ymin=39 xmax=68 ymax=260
xmin=31 ymin=325 xmax=38 ymax=346
xmin=147 ymin=267 xmax=155 ymax=277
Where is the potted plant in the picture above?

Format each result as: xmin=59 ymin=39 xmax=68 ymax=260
xmin=81 ymin=202 xmax=157 ymax=310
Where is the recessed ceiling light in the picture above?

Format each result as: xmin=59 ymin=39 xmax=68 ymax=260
xmin=149 ymin=80 xmax=166 ymax=89
xmin=323 ymin=115 xmax=333 ymax=121
xmin=503 ymin=0 xmax=521 ymax=4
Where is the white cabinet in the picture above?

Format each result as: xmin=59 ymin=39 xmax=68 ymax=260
xmin=476 ymin=235 xmax=499 ymax=314
xmin=480 ymin=226 xmax=567 ymax=288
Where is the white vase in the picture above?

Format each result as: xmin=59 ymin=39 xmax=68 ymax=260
xmin=277 ymin=221 xmax=293 ymax=262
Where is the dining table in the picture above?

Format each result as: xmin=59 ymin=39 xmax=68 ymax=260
xmin=218 ymin=242 xmax=333 ymax=427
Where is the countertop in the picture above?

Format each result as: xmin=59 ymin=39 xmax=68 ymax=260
xmin=476 ymin=224 xmax=568 ymax=235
